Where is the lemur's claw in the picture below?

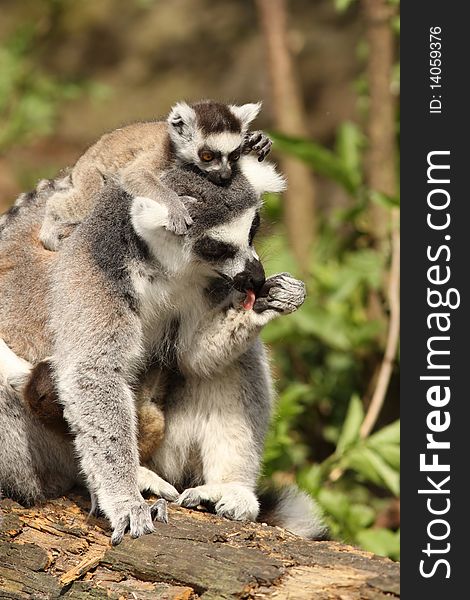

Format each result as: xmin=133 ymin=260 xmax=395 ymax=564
xmin=150 ymin=498 xmax=169 ymax=524
xmin=110 ymin=499 xmax=156 ymax=545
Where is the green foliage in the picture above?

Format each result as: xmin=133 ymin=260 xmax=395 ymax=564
xmin=261 ymin=125 xmax=400 ymax=558
xmin=0 ymin=24 xmax=99 ymax=154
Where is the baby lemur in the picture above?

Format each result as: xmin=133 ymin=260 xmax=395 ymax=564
xmin=39 ymin=99 xmax=272 ymax=251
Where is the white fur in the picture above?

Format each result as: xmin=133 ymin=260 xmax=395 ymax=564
xmin=207 ymin=207 xmax=258 ymax=249
xmin=229 ymin=102 xmax=262 ymax=130
xmin=204 ymin=132 xmax=243 ymax=154
xmin=130 ymin=196 xmax=192 ymax=275
xmin=137 ymin=466 xmax=179 ymax=501
xmin=266 ymin=488 xmax=328 ymax=539
xmin=167 ymin=101 xmax=197 ymax=142
xmin=239 ymin=156 xmax=287 ymax=195
xmin=0 ymin=339 xmax=32 ymax=385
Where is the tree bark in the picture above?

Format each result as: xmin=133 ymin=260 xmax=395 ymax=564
xmin=255 ymin=0 xmax=317 ymax=273
xmin=0 ymin=492 xmax=399 ymax=599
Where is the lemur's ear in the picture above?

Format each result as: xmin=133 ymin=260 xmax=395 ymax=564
xmin=229 ymin=102 xmax=262 ymax=130
xmin=167 ymin=102 xmax=197 ymax=140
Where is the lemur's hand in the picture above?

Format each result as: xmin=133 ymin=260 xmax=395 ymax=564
xmin=165 ymin=195 xmax=194 ymax=235
xmin=108 ymin=495 xmax=168 ymax=546
xmin=243 ymin=131 xmax=272 ymax=162
xmin=254 ymin=273 xmax=307 ymax=315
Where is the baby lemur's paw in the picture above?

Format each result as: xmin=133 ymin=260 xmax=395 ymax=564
xmin=177 ymin=483 xmax=260 ymax=522
xmin=254 ymin=273 xmax=307 ymax=315
xmin=243 ymin=131 xmax=272 ymax=162
xmin=164 ymin=196 xmax=194 ymax=235
xmin=137 ymin=466 xmax=179 ymax=502
xmin=109 ymin=496 xmax=167 ymax=546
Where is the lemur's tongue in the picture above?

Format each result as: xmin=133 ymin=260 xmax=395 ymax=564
xmin=242 ymin=289 xmax=256 ymax=311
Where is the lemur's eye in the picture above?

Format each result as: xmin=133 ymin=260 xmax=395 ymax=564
xmin=200 ymin=150 xmax=214 ymax=162
xmin=229 ymin=149 xmax=241 ymax=162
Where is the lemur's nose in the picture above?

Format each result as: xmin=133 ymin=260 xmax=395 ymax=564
xmin=233 ymin=259 xmax=266 ymax=295
xmin=220 ymin=167 xmax=232 ymax=180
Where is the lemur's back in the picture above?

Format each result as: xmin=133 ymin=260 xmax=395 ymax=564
xmin=75 ymin=120 xmax=172 ymax=175
xmin=0 ymin=191 xmax=56 ymax=362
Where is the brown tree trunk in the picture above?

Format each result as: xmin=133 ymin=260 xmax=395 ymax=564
xmin=1 ymin=492 xmax=400 ymax=598
xmin=360 ymin=0 xmax=400 ymax=437
xmin=255 ymin=0 xmax=317 ymax=273
xmin=362 ymin=0 xmax=397 ymax=242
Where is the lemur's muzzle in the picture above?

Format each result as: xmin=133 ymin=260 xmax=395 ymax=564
xmin=233 ymin=259 xmax=266 ymax=296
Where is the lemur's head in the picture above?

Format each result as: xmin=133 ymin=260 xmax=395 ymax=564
xmin=167 ymin=99 xmax=261 ymax=185
xmin=158 ymin=165 xmax=284 ymax=303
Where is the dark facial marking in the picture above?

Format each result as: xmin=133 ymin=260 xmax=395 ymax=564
xmin=249 ymin=212 xmax=261 ymax=245
xmin=229 ymin=146 xmax=242 ymax=162
xmin=194 ymin=236 xmax=237 ymax=262
xmin=192 ymin=100 xmax=241 ymax=134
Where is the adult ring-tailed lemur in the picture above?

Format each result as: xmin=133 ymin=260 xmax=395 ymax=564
xmin=0 ymin=162 xmax=327 ymax=544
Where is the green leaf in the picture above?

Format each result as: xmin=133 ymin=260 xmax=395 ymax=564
xmin=335 ymin=121 xmax=363 ymax=190
xmin=336 ymin=395 xmax=364 ymax=454
xmin=349 ymin=504 xmax=376 ymax=529
xmin=334 ymin=0 xmax=357 ymax=12
xmin=370 ymin=190 xmax=400 ymax=209
xmin=347 ymin=447 xmax=400 ymax=496
xmin=368 ymin=420 xmax=400 ymax=446
xmin=356 ymin=528 xmax=400 ymax=560
xmin=270 ymin=132 xmax=358 ymax=194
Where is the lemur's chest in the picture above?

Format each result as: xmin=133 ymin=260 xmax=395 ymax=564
xmin=131 ymin=268 xmax=206 ymax=354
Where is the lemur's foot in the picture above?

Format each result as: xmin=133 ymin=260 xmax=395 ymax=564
xmin=165 ymin=196 xmax=194 ymax=235
xmin=177 ymin=483 xmax=260 ymax=522
xmin=137 ymin=466 xmax=179 ymax=502
xmin=254 ymin=273 xmax=307 ymax=315
xmin=243 ymin=131 xmax=272 ymax=162
xmin=109 ymin=496 xmax=165 ymax=546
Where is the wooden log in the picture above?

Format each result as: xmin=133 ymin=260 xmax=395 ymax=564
xmin=0 ymin=491 xmax=399 ymax=599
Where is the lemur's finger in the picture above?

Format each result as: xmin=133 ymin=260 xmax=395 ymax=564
xmin=248 ymin=132 xmax=263 ymax=146
xmin=111 ymin=515 xmax=129 ymax=546
xmin=151 ymin=499 xmax=169 ymax=524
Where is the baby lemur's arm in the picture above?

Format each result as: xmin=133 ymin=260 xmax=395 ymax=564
xmin=178 ymin=274 xmax=306 ymax=379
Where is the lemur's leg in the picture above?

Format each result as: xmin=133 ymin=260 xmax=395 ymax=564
xmin=39 ymin=167 xmax=104 ymax=251
xmin=178 ymin=273 xmax=306 ymax=379
xmin=50 ymin=258 xmax=166 ymax=545
xmin=0 ymin=380 xmax=77 ymax=505
xmin=177 ymin=365 xmax=264 ymax=521
xmin=177 ymin=274 xmax=306 ymax=522
xmin=121 ymin=152 xmax=194 ymax=235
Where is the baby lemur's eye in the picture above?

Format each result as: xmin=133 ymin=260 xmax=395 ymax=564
xmin=194 ymin=237 xmax=237 ymax=262
xmin=200 ymin=150 xmax=215 ymax=162
xmin=229 ymin=148 xmax=241 ymax=162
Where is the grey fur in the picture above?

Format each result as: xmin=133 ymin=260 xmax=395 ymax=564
xmin=0 ymin=165 xmax=324 ymax=542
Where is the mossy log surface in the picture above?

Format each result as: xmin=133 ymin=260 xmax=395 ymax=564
xmin=0 ymin=492 xmax=399 ymax=599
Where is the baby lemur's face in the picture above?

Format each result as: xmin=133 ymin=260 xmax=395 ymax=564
xmin=167 ymin=99 xmax=261 ymax=185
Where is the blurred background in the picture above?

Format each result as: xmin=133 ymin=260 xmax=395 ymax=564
xmin=0 ymin=0 xmax=400 ymax=558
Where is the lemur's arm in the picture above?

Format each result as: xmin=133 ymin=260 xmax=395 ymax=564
xmin=50 ymin=256 xmax=167 ymax=544
xmin=178 ymin=273 xmax=306 ymax=379
xmin=120 ymin=151 xmax=193 ymax=235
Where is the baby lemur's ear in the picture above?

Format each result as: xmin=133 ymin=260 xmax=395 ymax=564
xmin=229 ymin=102 xmax=262 ymax=130
xmin=167 ymin=101 xmax=197 ymax=140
